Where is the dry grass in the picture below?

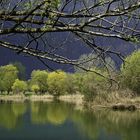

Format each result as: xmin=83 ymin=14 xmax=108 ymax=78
xmin=91 ymin=89 xmax=140 ymax=109
xmin=0 ymin=90 xmax=140 ymax=110
xmin=0 ymin=94 xmax=53 ymax=102
xmin=59 ymin=94 xmax=83 ymax=104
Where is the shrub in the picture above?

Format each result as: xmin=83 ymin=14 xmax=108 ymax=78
xmin=31 ymin=85 xmax=40 ymax=94
xmin=12 ymin=79 xmax=28 ymax=94
xmin=73 ymin=73 xmax=85 ymax=93
xmin=65 ymin=74 xmax=77 ymax=94
xmin=120 ymin=50 xmax=140 ymax=93
xmin=81 ymin=69 xmax=109 ymax=102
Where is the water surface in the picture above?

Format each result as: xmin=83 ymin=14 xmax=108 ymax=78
xmin=0 ymin=101 xmax=140 ymax=140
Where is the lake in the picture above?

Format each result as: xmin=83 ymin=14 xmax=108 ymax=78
xmin=0 ymin=101 xmax=139 ymax=140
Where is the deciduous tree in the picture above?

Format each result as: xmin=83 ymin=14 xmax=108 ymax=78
xmin=30 ymin=70 xmax=48 ymax=93
xmin=0 ymin=64 xmax=18 ymax=93
xmin=120 ymin=50 xmax=140 ymax=93
xmin=47 ymin=70 xmax=67 ymax=97
xmin=12 ymin=79 xmax=28 ymax=94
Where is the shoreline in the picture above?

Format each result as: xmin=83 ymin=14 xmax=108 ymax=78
xmin=0 ymin=94 xmax=54 ymax=102
xmin=0 ymin=94 xmax=140 ymax=111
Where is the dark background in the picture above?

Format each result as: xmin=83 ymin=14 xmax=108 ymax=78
xmin=0 ymin=36 xmax=139 ymax=79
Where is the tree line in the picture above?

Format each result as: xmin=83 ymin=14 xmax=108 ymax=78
xmin=0 ymin=50 xmax=139 ymax=101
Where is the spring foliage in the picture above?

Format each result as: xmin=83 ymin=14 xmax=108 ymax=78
xmin=0 ymin=64 xmax=18 ymax=92
xmin=121 ymin=50 xmax=140 ymax=93
xmin=30 ymin=70 xmax=48 ymax=93
xmin=47 ymin=71 xmax=67 ymax=97
xmin=12 ymin=79 xmax=28 ymax=94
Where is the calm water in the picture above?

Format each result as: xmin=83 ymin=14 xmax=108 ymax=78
xmin=0 ymin=101 xmax=140 ymax=140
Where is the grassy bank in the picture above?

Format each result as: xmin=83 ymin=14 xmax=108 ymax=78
xmin=0 ymin=94 xmax=54 ymax=102
xmin=86 ymin=90 xmax=140 ymax=110
xmin=0 ymin=94 xmax=83 ymax=104
xmin=0 ymin=92 xmax=140 ymax=111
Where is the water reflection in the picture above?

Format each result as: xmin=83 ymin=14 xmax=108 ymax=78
xmin=0 ymin=101 xmax=140 ymax=140
xmin=0 ymin=102 xmax=27 ymax=129
xmin=31 ymin=102 xmax=69 ymax=125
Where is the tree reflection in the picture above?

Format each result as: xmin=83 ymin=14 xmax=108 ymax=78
xmin=31 ymin=102 xmax=48 ymax=124
xmin=71 ymin=109 xmax=140 ymax=140
xmin=94 ymin=110 xmax=140 ymax=140
xmin=31 ymin=102 xmax=69 ymax=125
xmin=71 ymin=110 xmax=99 ymax=140
xmin=0 ymin=102 xmax=27 ymax=129
xmin=46 ymin=102 xmax=68 ymax=125
xmin=0 ymin=101 xmax=140 ymax=140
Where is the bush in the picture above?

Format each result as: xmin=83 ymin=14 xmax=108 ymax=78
xmin=73 ymin=73 xmax=85 ymax=93
xmin=47 ymin=71 xmax=67 ymax=97
xmin=81 ymin=69 xmax=109 ymax=102
xmin=12 ymin=79 xmax=28 ymax=94
xmin=120 ymin=50 xmax=140 ymax=93
xmin=65 ymin=74 xmax=77 ymax=94
xmin=31 ymin=85 xmax=40 ymax=94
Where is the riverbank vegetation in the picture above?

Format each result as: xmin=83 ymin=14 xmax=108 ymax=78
xmin=0 ymin=50 xmax=140 ymax=109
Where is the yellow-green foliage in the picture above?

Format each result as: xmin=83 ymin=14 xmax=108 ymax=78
xmin=82 ymin=69 xmax=108 ymax=102
xmin=65 ymin=74 xmax=77 ymax=94
xmin=121 ymin=50 xmax=140 ymax=93
xmin=12 ymin=79 xmax=28 ymax=94
xmin=73 ymin=73 xmax=85 ymax=93
xmin=45 ymin=0 xmax=61 ymax=9
xmin=30 ymin=70 xmax=48 ymax=93
xmin=31 ymin=85 xmax=40 ymax=94
xmin=0 ymin=64 xmax=18 ymax=92
xmin=47 ymin=71 xmax=67 ymax=97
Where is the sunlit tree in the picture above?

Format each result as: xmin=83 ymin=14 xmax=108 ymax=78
xmin=12 ymin=79 xmax=28 ymax=94
xmin=120 ymin=50 xmax=140 ymax=93
xmin=47 ymin=71 xmax=67 ymax=97
xmin=31 ymin=84 xmax=40 ymax=94
xmin=0 ymin=64 xmax=18 ymax=93
xmin=30 ymin=70 xmax=48 ymax=93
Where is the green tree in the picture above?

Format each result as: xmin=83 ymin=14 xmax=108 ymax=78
xmin=72 ymin=73 xmax=85 ymax=93
xmin=31 ymin=85 xmax=40 ymax=94
xmin=30 ymin=70 xmax=48 ymax=94
xmin=11 ymin=61 xmax=26 ymax=80
xmin=47 ymin=71 xmax=67 ymax=97
xmin=65 ymin=74 xmax=77 ymax=94
xmin=120 ymin=50 xmax=140 ymax=93
xmin=0 ymin=64 xmax=18 ymax=93
xmin=82 ymin=69 xmax=108 ymax=102
xmin=12 ymin=79 xmax=28 ymax=94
